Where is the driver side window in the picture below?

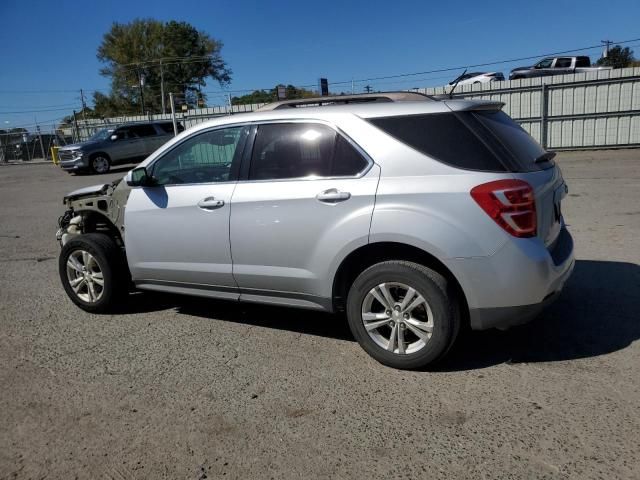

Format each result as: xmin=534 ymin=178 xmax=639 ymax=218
xmin=151 ymin=126 xmax=248 ymax=186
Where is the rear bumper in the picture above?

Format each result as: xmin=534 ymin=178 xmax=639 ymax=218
xmin=468 ymin=258 xmax=574 ymax=330
xmin=448 ymin=225 xmax=575 ymax=330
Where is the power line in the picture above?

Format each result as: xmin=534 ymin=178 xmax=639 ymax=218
xmin=328 ymin=37 xmax=640 ymax=86
xmin=0 ymin=105 xmax=82 ymax=115
xmin=0 ymin=102 xmax=82 ymax=111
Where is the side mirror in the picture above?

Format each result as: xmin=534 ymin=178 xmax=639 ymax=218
xmin=127 ymin=166 xmax=154 ymax=187
xmin=110 ymin=134 xmax=118 ymax=141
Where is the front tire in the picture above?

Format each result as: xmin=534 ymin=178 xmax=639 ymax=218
xmin=346 ymin=261 xmax=460 ymax=370
xmin=90 ymin=154 xmax=111 ymax=174
xmin=59 ymin=234 xmax=127 ymax=313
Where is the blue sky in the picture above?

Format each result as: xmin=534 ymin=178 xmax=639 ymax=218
xmin=1 ymin=0 xmax=638 ymax=130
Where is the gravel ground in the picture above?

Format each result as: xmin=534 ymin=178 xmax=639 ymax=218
xmin=0 ymin=152 xmax=638 ymax=479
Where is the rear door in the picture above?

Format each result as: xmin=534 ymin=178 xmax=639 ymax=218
xmin=553 ymin=57 xmax=573 ymax=75
xmin=128 ymin=124 xmax=160 ymax=158
xmin=229 ymin=121 xmax=379 ymax=304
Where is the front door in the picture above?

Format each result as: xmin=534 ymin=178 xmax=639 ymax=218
xmin=229 ymin=122 xmax=379 ymax=305
xmin=108 ymin=127 xmax=140 ymax=161
xmin=125 ymin=125 xmax=249 ymax=296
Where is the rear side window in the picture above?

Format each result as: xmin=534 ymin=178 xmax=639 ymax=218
xmin=249 ymin=123 xmax=368 ymax=180
xmin=158 ymin=122 xmax=184 ymax=134
xmin=369 ymin=113 xmax=506 ymax=172
xmin=576 ymin=56 xmax=590 ymax=67
xmin=130 ymin=124 xmax=157 ymax=137
xmin=555 ymin=57 xmax=572 ymax=68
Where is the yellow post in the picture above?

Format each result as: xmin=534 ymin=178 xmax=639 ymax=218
xmin=51 ymin=146 xmax=60 ymax=165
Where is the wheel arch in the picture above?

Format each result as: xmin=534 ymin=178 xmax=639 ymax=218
xmin=89 ymin=151 xmax=111 ymax=161
xmin=75 ymin=209 xmax=124 ymax=246
xmin=332 ymin=241 xmax=468 ymax=321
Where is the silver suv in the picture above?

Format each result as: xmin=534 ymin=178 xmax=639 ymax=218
xmin=56 ymin=93 xmax=574 ymax=369
xmin=58 ymin=121 xmax=183 ymax=174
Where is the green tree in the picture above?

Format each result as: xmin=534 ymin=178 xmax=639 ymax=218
xmin=232 ymin=84 xmax=316 ymax=105
xmin=94 ymin=19 xmax=231 ymax=115
xmin=596 ymin=45 xmax=635 ymax=69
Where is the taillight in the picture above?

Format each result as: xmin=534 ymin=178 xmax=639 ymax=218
xmin=470 ymin=179 xmax=537 ymax=238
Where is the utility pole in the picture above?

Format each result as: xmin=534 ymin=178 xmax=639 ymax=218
xmin=601 ymin=40 xmax=612 ymax=58
xmin=79 ymin=89 xmax=87 ymax=120
xmin=227 ymin=93 xmax=232 ymax=115
xmin=35 ymin=118 xmax=46 ymax=160
xmin=72 ymin=110 xmax=80 ymax=142
xmin=364 ymin=85 xmax=372 ymax=93
xmin=137 ymin=69 xmax=146 ymax=115
xmin=160 ymin=60 xmax=165 ymax=113
xmin=351 ymin=78 xmax=354 ymax=94
xmin=169 ymin=92 xmax=178 ymax=136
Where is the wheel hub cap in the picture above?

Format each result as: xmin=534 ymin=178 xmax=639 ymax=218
xmin=361 ymin=282 xmax=434 ymax=355
xmin=66 ymin=250 xmax=104 ymax=303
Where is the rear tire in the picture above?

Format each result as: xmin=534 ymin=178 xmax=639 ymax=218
xmin=59 ymin=233 xmax=128 ymax=313
xmin=346 ymin=261 xmax=460 ymax=370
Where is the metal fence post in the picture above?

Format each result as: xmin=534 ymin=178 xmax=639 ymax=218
xmin=540 ymin=83 xmax=548 ymax=149
xmin=169 ymin=92 xmax=178 ymax=136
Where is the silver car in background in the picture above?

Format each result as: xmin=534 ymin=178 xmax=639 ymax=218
xmin=55 ymin=93 xmax=574 ymax=369
xmin=58 ymin=121 xmax=183 ymax=174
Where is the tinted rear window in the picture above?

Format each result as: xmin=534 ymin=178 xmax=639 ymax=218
xmin=368 ymin=113 xmax=506 ymax=172
xmin=474 ymin=111 xmax=548 ymax=171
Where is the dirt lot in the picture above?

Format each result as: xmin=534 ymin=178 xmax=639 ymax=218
xmin=1 ymin=151 xmax=638 ymax=479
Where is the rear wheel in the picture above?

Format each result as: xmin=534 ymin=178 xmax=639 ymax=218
xmin=59 ymin=234 xmax=127 ymax=313
xmin=346 ymin=261 xmax=460 ymax=369
xmin=90 ymin=154 xmax=111 ymax=174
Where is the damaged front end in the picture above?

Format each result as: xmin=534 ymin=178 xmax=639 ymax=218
xmin=56 ymin=178 xmax=132 ymax=248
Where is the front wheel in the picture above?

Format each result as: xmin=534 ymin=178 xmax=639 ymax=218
xmin=346 ymin=261 xmax=460 ymax=369
xmin=90 ymin=154 xmax=111 ymax=174
xmin=59 ymin=234 xmax=128 ymax=313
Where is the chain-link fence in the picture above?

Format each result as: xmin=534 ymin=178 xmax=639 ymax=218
xmin=0 ymin=128 xmax=74 ymax=163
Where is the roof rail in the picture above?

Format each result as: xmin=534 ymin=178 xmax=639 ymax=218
xmin=257 ymin=91 xmax=436 ymax=111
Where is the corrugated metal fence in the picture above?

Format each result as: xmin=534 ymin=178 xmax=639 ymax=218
xmin=418 ymin=67 xmax=640 ymax=150
xmin=75 ymin=68 xmax=640 ymax=151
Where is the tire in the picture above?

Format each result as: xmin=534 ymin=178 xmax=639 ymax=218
xmin=346 ymin=261 xmax=460 ymax=370
xmin=59 ymin=233 xmax=128 ymax=313
xmin=90 ymin=154 xmax=111 ymax=174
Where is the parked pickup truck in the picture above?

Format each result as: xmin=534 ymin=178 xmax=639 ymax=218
xmin=509 ymin=56 xmax=611 ymax=80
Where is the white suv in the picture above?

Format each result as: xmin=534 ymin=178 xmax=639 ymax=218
xmin=56 ymin=93 xmax=574 ymax=369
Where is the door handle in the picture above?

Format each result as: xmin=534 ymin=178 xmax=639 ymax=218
xmin=316 ymin=188 xmax=351 ymax=203
xmin=197 ymin=197 xmax=225 ymax=210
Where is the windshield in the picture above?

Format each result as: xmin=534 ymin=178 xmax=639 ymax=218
xmin=88 ymin=128 xmax=114 ymax=142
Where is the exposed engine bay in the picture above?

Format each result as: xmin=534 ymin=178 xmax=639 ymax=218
xmin=56 ymin=178 xmax=131 ymax=247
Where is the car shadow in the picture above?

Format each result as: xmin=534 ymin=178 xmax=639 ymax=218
xmin=120 ymin=259 xmax=639 ymax=369
xmin=122 ymin=291 xmax=354 ymax=342
xmin=435 ymin=259 xmax=640 ymax=371
xmin=73 ymin=166 xmax=133 ymax=176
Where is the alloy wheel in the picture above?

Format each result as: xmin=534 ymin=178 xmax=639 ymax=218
xmin=66 ymin=250 xmax=105 ymax=303
xmin=361 ymin=282 xmax=434 ymax=355
xmin=92 ymin=156 xmax=109 ymax=174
